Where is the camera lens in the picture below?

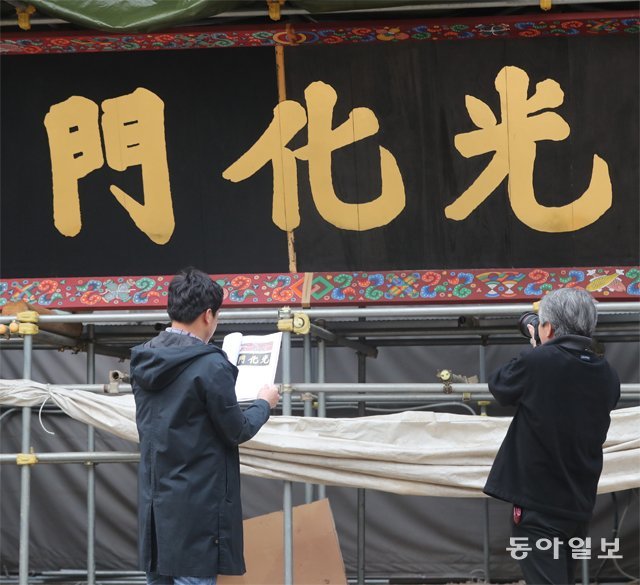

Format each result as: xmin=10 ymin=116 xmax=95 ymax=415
xmin=518 ymin=312 xmax=541 ymax=345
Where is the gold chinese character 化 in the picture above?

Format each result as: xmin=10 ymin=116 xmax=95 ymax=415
xmin=445 ymin=66 xmax=612 ymax=232
xmin=44 ymin=87 xmax=175 ymax=244
xmin=223 ymin=81 xmax=406 ymax=231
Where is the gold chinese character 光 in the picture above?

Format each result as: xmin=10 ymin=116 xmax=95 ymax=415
xmin=445 ymin=66 xmax=612 ymax=232
xmin=44 ymin=87 xmax=175 ymax=244
xmin=222 ymin=81 xmax=406 ymax=231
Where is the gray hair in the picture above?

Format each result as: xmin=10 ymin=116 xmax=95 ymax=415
xmin=538 ymin=287 xmax=597 ymax=338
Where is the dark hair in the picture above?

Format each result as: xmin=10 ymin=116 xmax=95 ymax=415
xmin=167 ymin=267 xmax=223 ymax=324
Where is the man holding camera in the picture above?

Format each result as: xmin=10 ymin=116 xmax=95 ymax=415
xmin=484 ymin=287 xmax=620 ymax=584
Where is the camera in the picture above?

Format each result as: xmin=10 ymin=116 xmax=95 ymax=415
xmin=518 ymin=312 xmax=541 ymax=345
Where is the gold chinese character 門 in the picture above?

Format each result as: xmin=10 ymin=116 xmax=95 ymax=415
xmin=223 ymin=81 xmax=406 ymax=231
xmin=445 ymin=66 xmax=612 ymax=232
xmin=44 ymin=87 xmax=175 ymax=244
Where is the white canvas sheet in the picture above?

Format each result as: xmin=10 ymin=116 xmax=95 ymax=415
xmin=1 ymin=379 xmax=638 ymax=497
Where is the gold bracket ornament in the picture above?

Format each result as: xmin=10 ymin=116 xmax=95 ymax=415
xmin=540 ymin=0 xmax=552 ymax=10
xmin=267 ymin=0 xmax=285 ymax=21
xmin=277 ymin=311 xmax=310 ymax=335
xmin=16 ymin=449 xmax=38 ymax=466
xmin=16 ymin=4 xmax=36 ymax=31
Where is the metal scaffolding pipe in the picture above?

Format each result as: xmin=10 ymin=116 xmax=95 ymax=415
xmin=304 ymin=302 xmax=639 ymax=320
xmin=293 ymin=383 xmax=640 ymax=394
xmin=23 ymin=382 xmax=640 ymax=398
xmin=0 ymin=309 xmax=281 ymax=325
xmin=317 ymin=338 xmax=327 ymax=500
xmin=478 ymin=344 xmax=491 ymax=584
xmin=86 ymin=326 xmax=96 ymax=585
xmin=19 ymin=334 xmax=33 ymax=585
xmin=310 ymin=323 xmax=378 ymax=358
xmin=303 ymin=334 xmax=314 ymax=505
xmin=357 ymin=351 xmax=367 ymax=585
xmin=279 ymin=309 xmax=294 ymax=585
xmin=325 ymin=393 xmax=495 ymax=402
xmin=0 ymin=301 xmax=636 ymax=326
xmin=0 ymin=452 xmax=140 ymax=465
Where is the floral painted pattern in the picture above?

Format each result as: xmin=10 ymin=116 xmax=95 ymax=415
xmin=1 ymin=15 xmax=637 ymax=55
xmin=0 ymin=267 xmax=637 ymax=310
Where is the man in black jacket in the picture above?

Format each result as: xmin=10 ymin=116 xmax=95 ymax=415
xmin=484 ymin=287 xmax=620 ymax=585
xmin=130 ymin=268 xmax=279 ymax=585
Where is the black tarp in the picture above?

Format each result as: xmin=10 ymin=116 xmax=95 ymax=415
xmin=1 ymin=345 xmax=638 ymax=579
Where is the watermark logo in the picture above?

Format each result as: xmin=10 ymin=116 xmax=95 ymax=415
xmin=507 ymin=537 xmax=623 ymax=560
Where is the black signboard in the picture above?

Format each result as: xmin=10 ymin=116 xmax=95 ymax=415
xmin=1 ymin=31 xmax=638 ymax=278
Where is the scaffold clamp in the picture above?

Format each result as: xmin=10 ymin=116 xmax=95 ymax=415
xmin=16 ymin=450 xmax=38 ymax=466
xmin=477 ymin=400 xmax=491 ymax=416
xmin=18 ymin=322 xmax=39 ymax=335
xmin=17 ymin=310 xmax=39 ymax=324
xmin=277 ymin=311 xmax=310 ymax=335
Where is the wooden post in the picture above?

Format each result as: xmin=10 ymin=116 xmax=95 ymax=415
xmin=275 ymin=40 xmax=297 ymax=273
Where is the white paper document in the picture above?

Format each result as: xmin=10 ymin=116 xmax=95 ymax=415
xmin=222 ymin=332 xmax=282 ymax=402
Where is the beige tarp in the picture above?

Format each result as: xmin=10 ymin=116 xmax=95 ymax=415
xmin=1 ymin=379 xmax=639 ymax=497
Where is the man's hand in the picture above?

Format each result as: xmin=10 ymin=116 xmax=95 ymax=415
xmin=527 ymin=323 xmax=537 ymax=347
xmin=257 ymin=384 xmax=280 ymax=408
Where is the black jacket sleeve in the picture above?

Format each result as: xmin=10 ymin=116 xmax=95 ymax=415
xmin=202 ymin=361 xmax=271 ymax=447
xmin=488 ymin=350 xmax=532 ymax=406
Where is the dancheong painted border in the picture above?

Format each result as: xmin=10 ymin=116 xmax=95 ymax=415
xmin=1 ymin=12 xmax=638 ymax=55
xmin=0 ymin=267 xmax=638 ymax=310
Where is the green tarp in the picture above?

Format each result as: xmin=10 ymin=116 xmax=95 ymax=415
xmin=26 ymin=0 xmax=243 ymax=32
xmin=25 ymin=0 xmax=437 ymax=32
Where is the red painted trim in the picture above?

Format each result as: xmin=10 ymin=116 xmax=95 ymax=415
xmin=1 ymin=267 xmax=637 ymax=310
xmin=2 ymin=12 xmax=637 ymax=55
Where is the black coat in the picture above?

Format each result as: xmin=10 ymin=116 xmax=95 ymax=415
xmin=484 ymin=335 xmax=620 ymax=521
xmin=130 ymin=331 xmax=270 ymax=577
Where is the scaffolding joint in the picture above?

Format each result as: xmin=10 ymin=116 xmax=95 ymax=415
xmin=477 ymin=400 xmax=491 ymax=416
xmin=18 ymin=323 xmax=39 ymax=335
xmin=277 ymin=311 xmax=310 ymax=335
xmin=16 ymin=450 xmax=38 ymax=466
xmin=17 ymin=310 xmax=39 ymax=324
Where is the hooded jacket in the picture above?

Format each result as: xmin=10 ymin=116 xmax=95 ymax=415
xmin=483 ymin=335 xmax=620 ymax=521
xmin=130 ymin=331 xmax=270 ymax=577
